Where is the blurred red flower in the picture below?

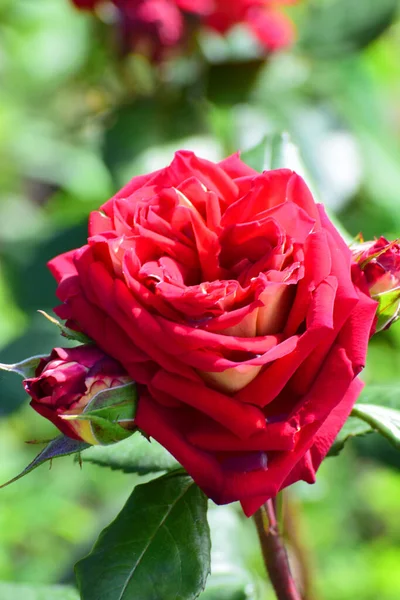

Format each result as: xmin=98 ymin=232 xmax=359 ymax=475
xmin=71 ymin=0 xmax=298 ymax=57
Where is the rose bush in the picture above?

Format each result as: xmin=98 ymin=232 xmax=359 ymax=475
xmin=24 ymin=346 xmax=132 ymax=444
xmin=49 ymin=151 xmax=377 ymax=515
xmin=71 ymin=0 xmax=297 ymax=56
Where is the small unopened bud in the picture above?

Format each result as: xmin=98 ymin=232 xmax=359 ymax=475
xmin=24 ymin=346 xmax=137 ymax=445
xmin=353 ymin=236 xmax=400 ymax=332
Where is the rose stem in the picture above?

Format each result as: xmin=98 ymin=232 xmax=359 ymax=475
xmin=254 ymin=498 xmax=302 ymax=600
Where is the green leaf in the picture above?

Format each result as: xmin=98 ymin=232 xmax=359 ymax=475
xmin=0 ymin=436 xmax=89 ymax=489
xmin=80 ymin=433 xmax=179 ymax=474
xmin=300 ymin=0 xmax=398 ymax=59
xmin=328 ymin=416 xmax=373 ymax=457
xmin=0 ymin=354 xmax=45 ymax=378
xmin=75 ymin=472 xmax=211 ymax=600
xmin=38 ymin=311 xmax=92 ymax=344
xmin=341 ymin=383 xmax=400 ymax=451
xmin=352 ymin=404 xmax=400 ymax=451
xmin=356 ymin=383 xmax=400 ymax=411
xmin=0 ymin=583 xmax=78 ymax=600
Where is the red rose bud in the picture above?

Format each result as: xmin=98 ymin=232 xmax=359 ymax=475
xmin=352 ymin=237 xmax=400 ymax=332
xmin=24 ymin=346 xmax=137 ymax=445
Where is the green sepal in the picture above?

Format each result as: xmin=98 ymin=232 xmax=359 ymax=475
xmin=0 ymin=355 xmax=46 ymax=379
xmin=62 ymin=382 xmax=138 ymax=445
xmin=38 ymin=311 xmax=93 ymax=344
xmin=0 ymin=436 xmax=89 ymax=489
xmin=84 ymin=382 xmax=137 ymax=414
xmin=64 ymin=414 xmax=135 ymax=445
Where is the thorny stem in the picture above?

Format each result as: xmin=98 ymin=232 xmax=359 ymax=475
xmin=254 ymin=498 xmax=302 ymax=600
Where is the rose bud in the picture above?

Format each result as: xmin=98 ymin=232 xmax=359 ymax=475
xmin=49 ymin=151 xmax=377 ymax=516
xmin=24 ymin=346 xmax=136 ymax=445
xmin=352 ymin=236 xmax=400 ymax=332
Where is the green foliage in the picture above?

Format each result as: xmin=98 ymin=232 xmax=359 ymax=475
xmin=76 ymin=472 xmax=211 ymax=600
xmin=80 ymin=432 xmax=179 ymax=474
xmin=328 ymin=417 xmax=373 ymax=456
xmin=354 ymin=383 xmax=400 ymax=450
xmin=353 ymin=403 xmax=400 ymax=450
xmin=330 ymin=383 xmax=400 ymax=454
xmin=300 ymin=0 xmax=398 ymax=59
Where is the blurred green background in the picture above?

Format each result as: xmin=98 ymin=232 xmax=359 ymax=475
xmin=1 ymin=0 xmax=400 ymax=598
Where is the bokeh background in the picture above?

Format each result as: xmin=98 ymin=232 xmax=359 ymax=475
xmin=1 ymin=0 xmax=400 ymax=598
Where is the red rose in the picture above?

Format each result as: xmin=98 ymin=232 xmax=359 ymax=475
xmin=24 ymin=346 xmax=132 ymax=444
xmin=206 ymin=0 xmax=298 ymax=51
xmin=49 ymin=151 xmax=377 ymax=515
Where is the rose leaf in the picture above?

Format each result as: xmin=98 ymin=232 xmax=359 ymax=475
xmin=79 ymin=433 xmax=179 ymax=475
xmin=75 ymin=472 xmax=211 ymax=600
xmin=333 ymin=383 xmax=400 ymax=453
xmin=328 ymin=416 xmax=373 ymax=457
xmin=352 ymin=404 xmax=400 ymax=451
